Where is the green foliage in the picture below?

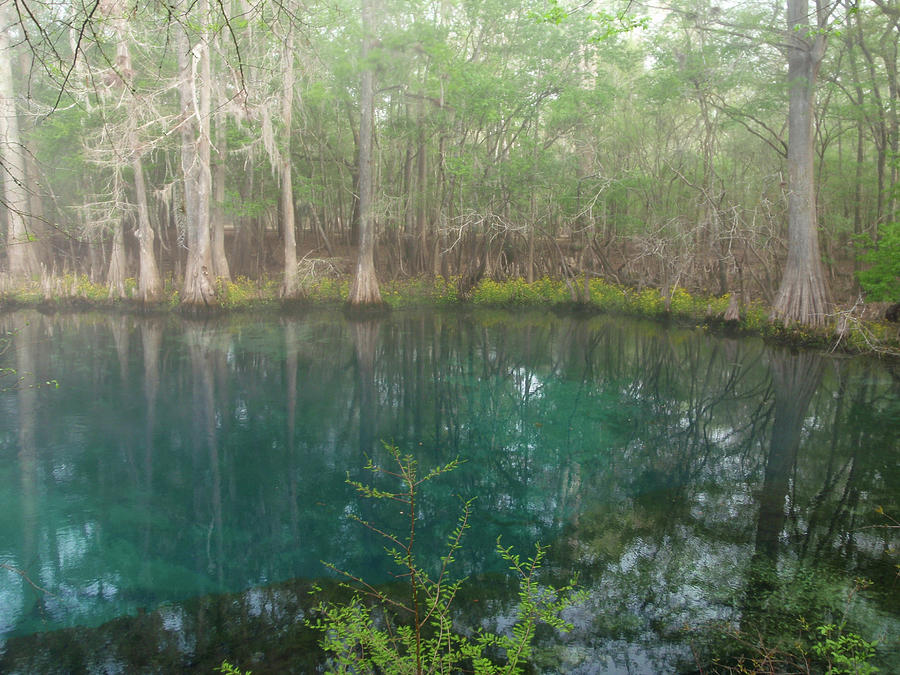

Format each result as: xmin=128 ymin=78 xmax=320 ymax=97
xmin=811 ymin=623 xmax=878 ymax=675
xmin=72 ymin=276 xmax=109 ymax=301
xmin=168 ymin=290 xmax=181 ymax=309
xmin=529 ymin=0 xmax=649 ymax=40
xmin=11 ymin=274 xmax=116 ymax=305
xmin=469 ymin=277 xmax=737 ymax=322
xmin=304 ymin=277 xmax=350 ymax=304
xmin=215 ymin=276 xmax=277 ymax=309
xmin=215 ymin=661 xmax=251 ymax=675
xmin=6 ymin=282 xmax=42 ymax=305
xmin=630 ymin=287 xmax=665 ymax=316
xmin=380 ymin=276 xmax=460 ymax=308
xmin=1 ymin=268 xmax=895 ymax=355
xmin=856 ymin=222 xmax=900 ymax=301
xmin=309 ymin=442 xmax=584 ymax=674
xmin=706 ymin=292 xmax=733 ymax=318
xmin=471 ymin=277 xmax=568 ymax=306
xmin=741 ymin=302 xmax=771 ymax=332
xmin=694 ymin=574 xmax=882 ymax=674
xmin=668 ymin=287 xmax=698 ymax=316
xmin=706 ymin=622 xmax=879 ymax=675
xmin=528 ymin=0 xmax=569 ymax=26
xmin=586 ymin=278 xmax=626 ymax=311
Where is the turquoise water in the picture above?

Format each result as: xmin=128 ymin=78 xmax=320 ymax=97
xmin=0 ymin=309 xmax=897 ymax=673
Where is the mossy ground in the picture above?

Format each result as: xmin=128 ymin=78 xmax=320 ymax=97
xmin=2 ymin=274 xmax=897 ymax=357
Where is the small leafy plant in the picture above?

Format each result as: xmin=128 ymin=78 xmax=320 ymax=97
xmin=215 ymin=662 xmax=251 ymax=675
xmin=811 ymin=623 xmax=878 ymax=675
xmin=309 ymin=442 xmax=584 ymax=674
xmin=693 ymin=574 xmax=881 ymax=674
xmin=856 ymin=222 xmax=900 ymax=302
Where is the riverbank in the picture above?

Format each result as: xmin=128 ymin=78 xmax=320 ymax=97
xmin=1 ymin=274 xmax=897 ymax=357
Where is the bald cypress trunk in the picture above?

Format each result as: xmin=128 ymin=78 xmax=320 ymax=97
xmin=106 ymin=0 xmax=163 ymax=302
xmin=281 ymin=35 xmax=300 ymax=299
xmin=107 ymin=215 xmax=126 ymax=298
xmin=211 ymin=101 xmax=231 ymax=282
xmin=177 ymin=1 xmax=215 ymax=309
xmin=0 ymin=4 xmax=40 ymax=280
xmin=771 ymin=0 xmax=830 ymax=326
xmin=348 ymin=0 xmax=383 ymax=307
xmin=133 ymin=157 xmax=163 ymax=301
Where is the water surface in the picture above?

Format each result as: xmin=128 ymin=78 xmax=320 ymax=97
xmin=0 ymin=309 xmax=897 ymax=673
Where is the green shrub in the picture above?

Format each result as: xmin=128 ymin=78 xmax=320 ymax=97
xmin=309 ymin=443 xmax=585 ymax=674
xmin=306 ymin=277 xmax=349 ymax=303
xmin=432 ymin=275 xmax=460 ymax=304
xmin=811 ymin=623 xmax=878 ymax=675
xmin=471 ymin=278 xmax=516 ymax=305
xmin=705 ymin=292 xmax=731 ymax=317
xmin=380 ymin=276 xmax=461 ymax=308
xmin=668 ymin=287 xmax=696 ymax=316
xmin=471 ymin=277 xmax=568 ymax=306
xmin=740 ymin=302 xmax=769 ymax=332
xmin=628 ymin=287 xmax=665 ymax=316
xmin=691 ymin=573 xmax=882 ymax=674
xmin=856 ymin=222 xmax=900 ymax=301
xmin=215 ymin=276 xmax=269 ymax=309
xmin=588 ymin=278 xmax=628 ymax=311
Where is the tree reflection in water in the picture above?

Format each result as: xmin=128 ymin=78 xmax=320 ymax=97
xmin=0 ymin=310 xmax=896 ymax=673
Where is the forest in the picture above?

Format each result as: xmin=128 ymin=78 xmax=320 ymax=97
xmin=0 ymin=0 xmax=898 ymax=325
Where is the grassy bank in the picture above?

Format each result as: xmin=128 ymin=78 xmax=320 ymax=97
xmin=1 ymin=273 xmax=897 ymax=357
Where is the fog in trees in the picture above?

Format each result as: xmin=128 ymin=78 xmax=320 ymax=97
xmin=0 ymin=0 xmax=895 ymax=322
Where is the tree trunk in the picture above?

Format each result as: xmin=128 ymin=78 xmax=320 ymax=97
xmin=855 ymin=5 xmax=888 ymax=232
xmin=771 ymin=0 xmax=830 ymax=326
xmin=0 ymin=4 xmax=40 ymax=280
xmin=281 ymin=35 xmax=300 ymax=299
xmin=19 ymin=84 xmax=46 ymax=269
xmin=107 ymin=217 xmax=126 ymax=298
xmin=348 ymin=0 xmax=383 ymax=307
xmin=527 ymin=193 xmax=535 ymax=283
xmin=211 ymin=96 xmax=231 ymax=282
xmin=177 ymin=5 xmax=215 ymax=308
xmin=415 ymin=94 xmax=428 ymax=275
xmin=882 ymin=31 xmax=899 ymax=225
xmin=106 ymin=0 xmax=162 ymax=302
xmin=133 ymin=157 xmax=163 ymax=301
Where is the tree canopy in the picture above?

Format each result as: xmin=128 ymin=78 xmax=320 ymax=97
xmin=0 ymin=0 xmax=897 ymax=321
